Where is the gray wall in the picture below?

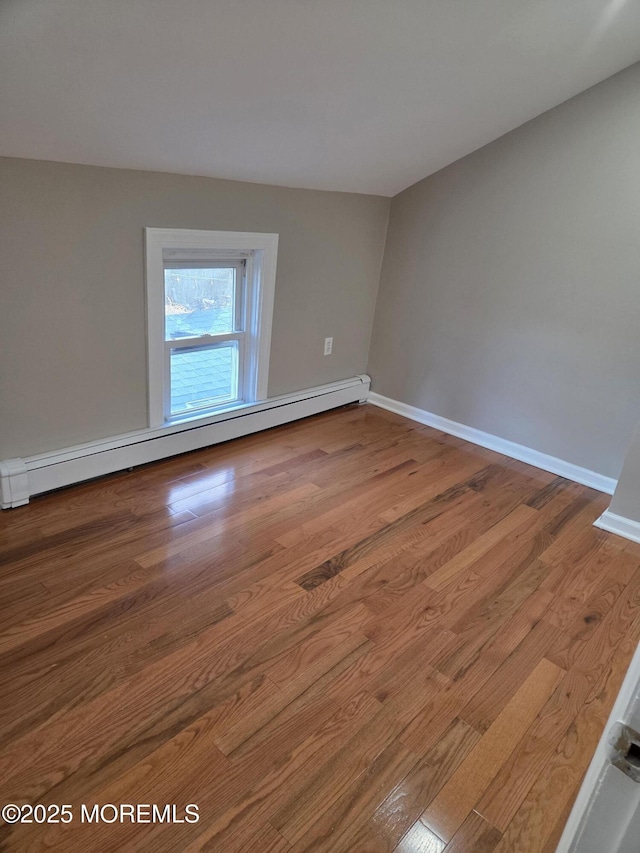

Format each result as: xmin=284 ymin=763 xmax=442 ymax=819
xmin=368 ymin=62 xmax=640 ymax=481
xmin=0 ymin=158 xmax=389 ymax=458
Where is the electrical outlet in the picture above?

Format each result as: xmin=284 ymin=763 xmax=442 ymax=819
xmin=324 ymin=337 xmax=333 ymax=356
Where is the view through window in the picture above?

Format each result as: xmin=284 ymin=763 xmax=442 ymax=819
xmin=164 ymin=264 xmax=244 ymax=417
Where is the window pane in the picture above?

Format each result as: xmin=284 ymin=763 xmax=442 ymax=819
xmin=165 ymin=267 xmax=236 ymax=340
xmin=170 ymin=342 xmax=238 ymax=416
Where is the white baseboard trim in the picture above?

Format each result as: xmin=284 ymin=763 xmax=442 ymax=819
xmin=368 ymin=391 xmax=617 ymax=495
xmin=593 ymin=509 xmax=640 ymax=544
xmin=1 ymin=375 xmax=370 ymax=508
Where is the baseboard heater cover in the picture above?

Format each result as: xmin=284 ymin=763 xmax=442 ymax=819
xmin=0 ymin=375 xmax=370 ymax=508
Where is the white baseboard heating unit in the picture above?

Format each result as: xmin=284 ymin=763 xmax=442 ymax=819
xmin=0 ymin=375 xmax=370 ymax=508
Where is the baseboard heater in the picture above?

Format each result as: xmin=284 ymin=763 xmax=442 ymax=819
xmin=0 ymin=375 xmax=370 ymax=509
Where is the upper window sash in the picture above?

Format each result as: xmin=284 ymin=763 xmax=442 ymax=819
xmin=164 ymin=259 xmax=245 ymax=340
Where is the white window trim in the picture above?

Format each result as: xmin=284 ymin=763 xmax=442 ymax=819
xmin=145 ymin=227 xmax=278 ymax=429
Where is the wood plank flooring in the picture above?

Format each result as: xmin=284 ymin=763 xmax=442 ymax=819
xmin=0 ymin=403 xmax=638 ymax=852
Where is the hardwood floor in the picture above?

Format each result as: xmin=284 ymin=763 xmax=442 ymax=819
xmin=0 ymin=403 xmax=638 ymax=852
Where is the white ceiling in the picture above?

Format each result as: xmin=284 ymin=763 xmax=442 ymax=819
xmin=2 ymin=0 xmax=640 ymax=197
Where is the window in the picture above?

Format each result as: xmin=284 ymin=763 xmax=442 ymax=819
xmin=164 ymin=260 xmax=244 ymax=418
xmin=145 ymin=229 xmax=278 ymax=427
